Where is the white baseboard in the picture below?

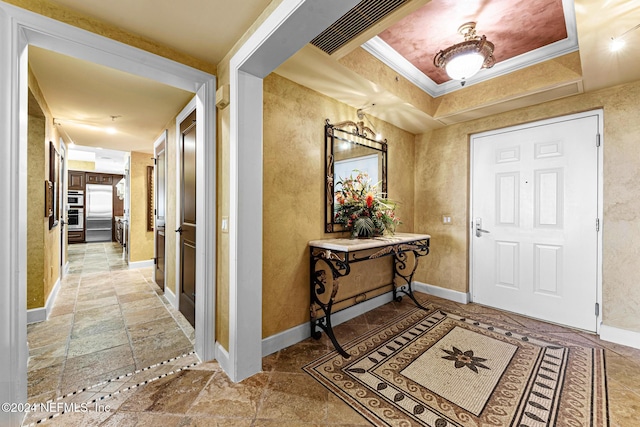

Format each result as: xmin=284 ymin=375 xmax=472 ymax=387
xmin=599 ymin=324 xmax=640 ymax=350
xmin=128 ymin=259 xmax=154 ymax=269
xmin=215 ymin=341 xmax=231 ymax=376
xmin=26 ymin=307 xmax=45 ymax=324
xmin=164 ymin=286 xmax=177 ymax=309
xmin=27 ymin=277 xmax=61 ymax=324
xmin=413 ymin=281 xmax=470 ymax=304
xmin=261 ymin=291 xmax=394 ymax=357
xmin=64 ymin=261 xmax=70 ymax=275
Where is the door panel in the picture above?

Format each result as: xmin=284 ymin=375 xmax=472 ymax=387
xmin=179 ymin=111 xmax=196 ymax=327
xmin=472 ymin=114 xmax=599 ymax=331
xmin=154 ymin=133 xmax=166 ymax=291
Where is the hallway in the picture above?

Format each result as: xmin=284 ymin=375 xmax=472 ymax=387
xmin=26 ymin=243 xmax=195 ymax=417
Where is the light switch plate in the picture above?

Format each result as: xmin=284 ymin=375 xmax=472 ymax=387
xmin=442 ymin=215 xmax=452 ymax=225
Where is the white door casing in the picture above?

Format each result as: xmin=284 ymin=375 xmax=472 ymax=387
xmin=0 ymin=4 xmax=216 ymax=424
xmin=470 ymin=110 xmax=603 ymax=332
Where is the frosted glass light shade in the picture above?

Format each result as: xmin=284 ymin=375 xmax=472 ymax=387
xmin=445 ymin=52 xmax=485 ymax=80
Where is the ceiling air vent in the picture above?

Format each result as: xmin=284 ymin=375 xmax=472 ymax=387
xmin=311 ymin=0 xmax=409 ymax=55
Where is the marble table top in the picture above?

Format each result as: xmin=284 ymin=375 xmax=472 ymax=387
xmin=308 ymin=232 xmax=430 ymax=252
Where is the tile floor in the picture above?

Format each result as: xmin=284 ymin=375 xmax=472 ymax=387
xmin=25 ymin=242 xmax=195 ymax=425
xmin=24 ymin=251 xmax=640 ymax=426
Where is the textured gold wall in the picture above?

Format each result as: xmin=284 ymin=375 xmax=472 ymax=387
xmin=262 ymin=73 xmax=415 ymax=338
xmin=27 ymin=98 xmax=46 ymax=309
xmin=67 ymin=160 xmax=95 ymax=171
xmin=28 ymin=69 xmax=62 ymax=310
xmin=414 ymin=79 xmax=640 ymax=333
xmin=129 ymin=151 xmax=155 ymax=262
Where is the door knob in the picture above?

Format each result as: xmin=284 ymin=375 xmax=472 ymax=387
xmin=474 ymin=218 xmax=490 ymax=238
xmin=175 ymin=226 xmax=183 ymax=234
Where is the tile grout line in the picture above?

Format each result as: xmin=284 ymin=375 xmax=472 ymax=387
xmin=44 ymin=350 xmax=198 ymax=404
xmin=24 ymin=355 xmax=200 ymax=427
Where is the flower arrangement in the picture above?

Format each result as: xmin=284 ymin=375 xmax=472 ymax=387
xmin=334 ymin=170 xmax=400 ymax=238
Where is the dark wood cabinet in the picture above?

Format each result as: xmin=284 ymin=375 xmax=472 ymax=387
xmin=68 ymin=230 xmax=84 ymax=243
xmin=68 ymin=171 xmax=85 ymax=190
xmin=86 ymin=172 xmax=116 ymax=185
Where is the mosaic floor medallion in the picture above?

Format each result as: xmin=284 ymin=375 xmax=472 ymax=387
xmin=304 ymin=306 xmax=608 ymax=426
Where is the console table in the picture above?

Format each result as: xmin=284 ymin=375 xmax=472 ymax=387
xmin=309 ymin=233 xmax=430 ymax=357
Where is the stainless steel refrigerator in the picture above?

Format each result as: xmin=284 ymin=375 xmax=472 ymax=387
xmin=85 ymin=184 xmax=113 ymax=242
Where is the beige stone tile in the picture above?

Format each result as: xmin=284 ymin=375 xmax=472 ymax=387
xmin=179 ymin=416 xmax=254 ymax=427
xmin=187 ymin=358 xmax=220 ymax=372
xmin=76 ymin=288 xmax=117 ymax=302
xmin=27 ymin=314 xmax=74 ymax=349
xmin=96 ymin=411 xmax=184 ymax=427
xmin=117 ymin=290 xmax=157 ymax=304
xmin=28 ymin=363 xmax=63 ymax=398
xmin=67 ymin=328 xmax=130 ymax=358
xmin=73 ymin=304 xmax=122 ymax=325
xmin=122 ymin=305 xmax=172 ymax=326
xmin=270 ymin=339 xmax=333 ymax=374
xmin=49 ymin=302 xmax=76 ymax=317
xmin=605 ymin=355 xmax=640 ymax=395
xmin=28 ymin=342 xmax=67 ymax=371
xmin=127 ymin=316 xmax=185 ymax=341
xmin=114 ymin=282 xmax=153 ymax=293
xmin=131 ymin=329 xmax=193 ymax=369
xmin=118 ymin=369 xmax=213 ymax=414
xmin=326 ymin=392 xmax=371 ymax=426
xmin=71 ymin=316 xmax=125 ymax=339
xmin=256 ymin=372 xmax=329 ymax=423
xmin=120 ymin=296 xmax=166 ymax=313
xmin=253 ymin=421 xmax=324 ymax=427
xmin=75 ymin=296 xmax=120 ymax=313
xmin=607 ymin=378 xmax=640 ymax=426
xmin=187 ymin=371 xmax=269 ymax=418
xmin=60 ymin=364 xmax=137 ymax=398
xmin=61 ymin=344 xmax=135 ymax=392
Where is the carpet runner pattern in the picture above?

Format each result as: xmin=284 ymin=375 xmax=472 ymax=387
xmin=304 ymin=306 xmax=608 ymax=426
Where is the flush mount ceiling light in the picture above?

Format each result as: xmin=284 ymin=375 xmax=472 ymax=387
xmin=610 ymin=23 xmax=640 ymax=52
xmin=433 ymin=22 xmax=495 ymax=84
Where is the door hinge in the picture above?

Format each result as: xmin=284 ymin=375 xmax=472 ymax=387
xmin=595 ymin=302 xmax=600 ymax=316
xmin=596 ymin=218 xmax=600 ymax=232
xmin=153 ymin=157 xmax=157 ymax=165
xmin=153 ymin=257 xmax=157 ymax=265
xmin=596 ymin=133 xmax=601 ymax=147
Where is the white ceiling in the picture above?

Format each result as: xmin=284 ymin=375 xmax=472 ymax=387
xmin=29 ymin=46 xmax=194 ymax=153
xmin=26 ymin=0 xmax=640 ymax=146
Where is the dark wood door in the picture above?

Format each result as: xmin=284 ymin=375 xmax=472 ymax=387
xmin=179 ymin=111 xmax=196 ymax=327
xmin=154 ymin=136 xmax=166 ymax=292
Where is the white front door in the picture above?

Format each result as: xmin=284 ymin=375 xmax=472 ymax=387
xmin=471 ymin=111 xmax=601 ymax=331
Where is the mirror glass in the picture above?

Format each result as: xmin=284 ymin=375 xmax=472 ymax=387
xmin=325 ymin=118 xmax=387 ymax=233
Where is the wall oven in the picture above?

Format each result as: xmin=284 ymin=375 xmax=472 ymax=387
xmin=68 ymin=207 xmax=84 ymax=230
xmin=68 ymin=190 xmax=84 ymax=206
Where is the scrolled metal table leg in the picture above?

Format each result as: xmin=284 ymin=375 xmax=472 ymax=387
xmin=393 ymin=250 xmax=429 ymax=310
